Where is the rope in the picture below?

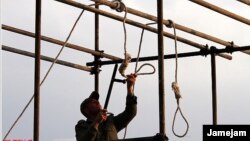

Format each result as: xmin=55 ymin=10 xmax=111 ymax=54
xmin=135 ymin=63 xmax=155 ymax=75
xmin=116 ymin=2 xmax=156 ymax=78
xmin=134 ymin=22 xmax=156 ymax=74
xmin=119 ymin=52 xmax=131 ymax=78
xmin=110 ymin=1 xmax=129 ymax=139
xmin=172 ymin=99 xmax=189 ymax=138
xmin=2 ymin=5 xmax=92 ymax=140
xmin=122 ymin=4 xmax=128 ymax=61
xmin=118 ymin=1 xmax=130 ymax=78
xmin=169 ymin=20 xmax=189 ymax=138
xmin=111 ymin=1 xmax=156 ymax=139
xmin=123 ymin=23 xmax=157 ymax=140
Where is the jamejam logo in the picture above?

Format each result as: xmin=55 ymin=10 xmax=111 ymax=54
xmin=207 ymin=128 xmax=246 ymax=138
xmin=203 ymin=125 xmax=250 ymax=141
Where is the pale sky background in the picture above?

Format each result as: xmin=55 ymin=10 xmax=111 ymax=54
xmin=1 ymin=0 xmax=250 ymax=141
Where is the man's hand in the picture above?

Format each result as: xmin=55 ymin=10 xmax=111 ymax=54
xmin=126 ymin=73 xmax=137 ymax=95
xmin=93 ymin=109 xmax=107 ymax=129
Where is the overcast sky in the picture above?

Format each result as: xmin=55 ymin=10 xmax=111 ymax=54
xmin=2 ymin=0 xmax=250 ymax=141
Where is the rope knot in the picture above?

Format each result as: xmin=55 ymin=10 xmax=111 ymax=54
xmin=111 ymin=0 xmax=125 ymax=12
xmin=119 ymin=53 xmax=131 ymax=78
xmin=172 ymin=82 xmax=181 ymax=99
xmin=165 ymin=19 xmax=175 ymax=28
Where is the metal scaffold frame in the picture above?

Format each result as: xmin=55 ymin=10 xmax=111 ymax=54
xmin=2 ymin=0 xmax=250 ymax=141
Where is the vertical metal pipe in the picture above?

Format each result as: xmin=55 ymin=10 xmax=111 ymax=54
xmin=94 ymin=4 xmax=100 ymax=92
xmin=210 ymin=47 xmax=217 ymax=125
xmin=157 ymin=0 xmax=166 ymax=135
xmin=34 ymin=0 xmax=42 ymax=141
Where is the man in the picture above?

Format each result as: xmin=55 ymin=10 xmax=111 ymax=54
xmin=75 ymin=74 xmax=137 ymax=141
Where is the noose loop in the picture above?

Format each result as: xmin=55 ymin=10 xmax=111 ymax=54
xmin=172 ymin=99 xmax=189 ymax=138
xmin=169 ymin=20 xmax=190 ymax=138
xmin=135 ymin=63 xmax=156 ymax=75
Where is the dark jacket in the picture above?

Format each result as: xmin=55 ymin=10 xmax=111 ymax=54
xmin=75 ymin=95 xmax=137 ymax=141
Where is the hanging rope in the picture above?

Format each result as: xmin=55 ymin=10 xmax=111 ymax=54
xmin=168 ymin=20 xmax=189 ymax=138
xmin=109 ymin=1 xmax=129 ymax=139
xmin=117 ymin=0 xmax=131 ymax=78
xmin=133 ymin=22 xmax=157 ymax=76
xmin=135 ymin=63 xmax=155 ymax=75
xmin=134 ymin=22 xmax=156 ymax=75
xmin=2 ymin=5 xmax=95 ymax=140
xmin=111 ymin=1 xmax=156 ymax=139
xmin=124 ymin=22 xmax=157 ymax=139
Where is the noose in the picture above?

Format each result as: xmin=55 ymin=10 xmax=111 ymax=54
xmin=113 ymin=0 xmax=156 ymax=138
xmin=110 ymin=1 xmax=130 ymax=139
xmin=117 ymin=0 xmax=130 ymax=78
xmin=134 ymin=23 xmax=157 ymax=76
xmin=168 ymin=20 xmax=189 ymax=138
xmin=117 ymin=4 xmax=155 ymax=79
xmin=122 ymin=21 xmax=156 ymax=139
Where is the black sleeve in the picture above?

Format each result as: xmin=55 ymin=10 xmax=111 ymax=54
xmin=113 ymin=95 xmax=137 ymax=132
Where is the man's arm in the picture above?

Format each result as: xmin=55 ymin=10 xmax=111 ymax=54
xmin=113 ymin=74 xmax=137 ymax=132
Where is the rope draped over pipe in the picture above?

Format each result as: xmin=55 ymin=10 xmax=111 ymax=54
xmin=55 ymin=0 xmax=233 ymax=60
xmin=5 ymin=0 xmax=249 ymax=140
xmin=90 ymin=0 xmax=250 ymax=56
xmin=3 ymin=5 xmax=95 ymax=140
xmin=109 ymin=1 xmax=156 ymax=138
xmin=117 ymin=0 xmax=131 ymax=78
xmin=111 ymin=0 xmax=156 ymax=79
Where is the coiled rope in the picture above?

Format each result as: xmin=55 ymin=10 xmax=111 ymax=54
xmin=2 ymin=4 xmax=96 ymax=140
xmin=168 ymin=20 xmax=189 ymax=138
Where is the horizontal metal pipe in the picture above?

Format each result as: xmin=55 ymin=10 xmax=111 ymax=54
xmin=2 ymin=24 xmax=121 ymax=61
xmin=189 ymin=0 xmax=250 ymax=26
xmin=87 ymin=51 xmax=208 ymax=66
xmin=2 ymin=45 xmax=92 ymax=72
xmin=211 ymin=45 xmax=250 ymax=53
xmin=92 ymin=0 xmax=250 ymax=55
xmin=87 ymin=46 xmax=250 ymax=66
xmin=172 ymin=24 xmax=250 ymax=55
xmin=237 ymin=0 xmax=250 ymax=6
xmin=55 ymin=0 xmax=232 ymax=60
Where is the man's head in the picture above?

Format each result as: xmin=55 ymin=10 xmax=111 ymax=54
xmin=80 ymin=91 xmax=101 ymax=118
